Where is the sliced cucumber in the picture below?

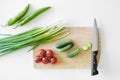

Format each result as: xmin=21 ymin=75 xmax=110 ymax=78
xmin=67 ymin=49 xmax=79 ymax=58
xmin=58 ymin=43 xmax=73 ymax=52
xmin=56 ymin=38 xmax=72 ymax=49
xmin=81 ymin=43 xmax=92 ymax=51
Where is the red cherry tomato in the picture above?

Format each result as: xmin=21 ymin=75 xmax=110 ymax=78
xmin=34 ymin=57 xmax=42 ymax=63
xmin=47 ymin=57 xmax=52 ymax=63
xmin=42 ymin=57 xmax=49 ymax=64
xmin=36 ymin=49 xmax=46 ymax=57
xmin=50 ymin=57 xmax=57 ymax=64
xmin=46 ymin=50 xmax=53 ymax=57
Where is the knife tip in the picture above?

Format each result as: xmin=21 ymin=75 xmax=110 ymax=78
xmin=93 ymin=18 xmax=97 ymax=26
xmin=94 ymin=18 xmax=97 ymax=22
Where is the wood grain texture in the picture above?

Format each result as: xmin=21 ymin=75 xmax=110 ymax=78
xmin=33 ymin=27 xmax=101 ymax=69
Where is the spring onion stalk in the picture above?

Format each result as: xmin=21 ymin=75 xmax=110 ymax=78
xmin=28 ymin=31 xmax=69 ymax=52
xmin=0 ymin=34 xmax=12 ymax=36
xmin=0 ymin=21 xmax=68 ymax=56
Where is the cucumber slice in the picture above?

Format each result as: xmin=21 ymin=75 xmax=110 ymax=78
xmin=58 ymin=43 xmax=73 ymax=52
xmin=81 ymin=43 xmax=92 ymax=51
xmin=67 ymin=49 xmax=79 ymax=58
xmin=56 ymin=38 xmax=73 ymax=48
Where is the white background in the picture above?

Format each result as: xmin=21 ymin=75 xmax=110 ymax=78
xmin=0 ymin=0 xmax=120 ymax=80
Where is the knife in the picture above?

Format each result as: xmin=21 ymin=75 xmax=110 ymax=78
xmin=91 ymin=18 xmax=99 ymax=76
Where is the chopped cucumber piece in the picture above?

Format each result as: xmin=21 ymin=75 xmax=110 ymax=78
xmin=67 ymin=49 xmax=79 ymax=58
xmin=81 ymin=43 xmax=92 ymax=51
xmin=56 ymin=38 xmax=73 ymax=48
xmin=58 ymin=43 xmax=73 ymax=52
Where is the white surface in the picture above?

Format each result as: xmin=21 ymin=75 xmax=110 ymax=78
xmin=0 ymin=0 xmax=120 ymax=80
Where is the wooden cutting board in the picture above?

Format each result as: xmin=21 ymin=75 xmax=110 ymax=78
xmin=33 ymin=27 xmax=101 ymax=69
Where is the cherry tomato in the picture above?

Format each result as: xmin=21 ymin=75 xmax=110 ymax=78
xmin=50 ymin=57 xmax=57 ymax=64
xmin=46 ymin=50 xmax=53 ymax=57
xmin=36 ymin=49 xmax=46 ymax=57
xmin=47 ymin=57 xmax=52 ymax=63
xmin=34 ymin=57 xmax=42 ymax=63
xmin=42 ymin=57 xmax=49 ymax=64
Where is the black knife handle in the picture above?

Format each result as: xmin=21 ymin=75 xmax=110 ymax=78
xmin=92 ymin=50 xmax=99 ymax=76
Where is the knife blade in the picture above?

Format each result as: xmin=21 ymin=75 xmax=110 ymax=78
xmin=91 ymin=18 xmax=99 ymax=76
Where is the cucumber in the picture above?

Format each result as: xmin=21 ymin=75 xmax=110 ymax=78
xmin=58 ymin=43 xmax=74 ymax=52
xmin=67 ymin=49 xmax=79 ymax=58
xmin=81 ymin=43 xmax=92 ymax=51
xmin=56 ymin=38 xmax=73 ymax=48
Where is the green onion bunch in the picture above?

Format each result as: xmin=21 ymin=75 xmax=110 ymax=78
xmin=0 ymin=22 xmax=68 ymax=56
